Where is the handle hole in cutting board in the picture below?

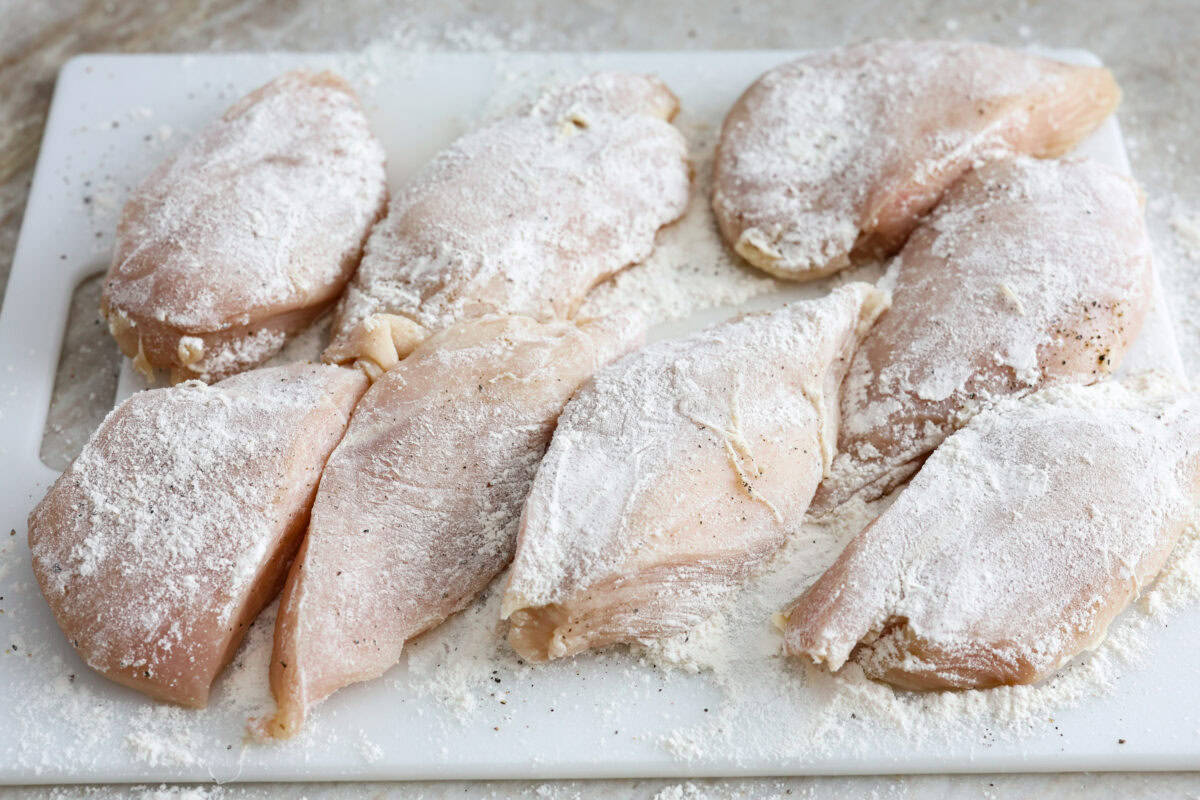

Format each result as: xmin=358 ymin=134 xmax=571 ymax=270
xmin=39 ymin=271 xmax=121 ymax=471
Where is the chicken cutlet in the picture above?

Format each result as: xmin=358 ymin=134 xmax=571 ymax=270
xmin=713 ymin=41 xmax=1119 ymax=279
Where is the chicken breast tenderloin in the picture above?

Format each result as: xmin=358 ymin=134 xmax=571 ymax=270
xmin=713 ymin=40 xmax=1119 ymax=280
xmin=784 ymin=377 xmax=1200 ymax=690
xmin=502 ymin=284 xmax=888 ymax=662
xmin=813 ymin=156 xmax=1153 ymax=514
xmin=101 ymin=70 xmax=388 ymax=383
xmin=324 ymin=72 xmax=690 ymax=376
xmin=268 ymin=313 xmax=642 ymax=737
xmin=28 ymin=364 xmax=368 ymax=707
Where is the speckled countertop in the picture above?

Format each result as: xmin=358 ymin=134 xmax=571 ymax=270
xmin=3 ymin=1 xmax=1200 ymax=798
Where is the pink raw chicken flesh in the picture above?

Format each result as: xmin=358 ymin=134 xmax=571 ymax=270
xmin=813 ymin=156 xmax=1153 ymax=513
xmin=324 ymin=72 xmax=690 ymax=375
xmin=102 ymin=69 xmax=387 ymax=383
xmin=269 ymin=313 xmax=641 ymax=737
xmin=27 ymin=364 xmax=367 ymax=707
xmin=784 ymin=378 xmax=1200 ymax=689
xmin=502 ymin=284 xmax=887 ymax=662
xmin=712 ymin=40 xmax=1120 ymax=279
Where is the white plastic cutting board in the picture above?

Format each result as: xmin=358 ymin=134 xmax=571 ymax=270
xmin=1 ymin=50 xmax=1196 ymax=784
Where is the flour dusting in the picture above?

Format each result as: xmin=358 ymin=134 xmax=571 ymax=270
xmin=6 ymin=45 xmax=1200 ymax=780
xmin=711 ymin=40 xmax=1117 ymax=278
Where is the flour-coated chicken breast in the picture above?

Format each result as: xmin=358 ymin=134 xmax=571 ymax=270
xmin=268 ymin=313 xmax=641 ymax=737
xmin=324 ymin=72 xmax=690 ymax=375
xmin=713 ymin=41 xmax=1119 ymax=279
xmin=785 ymin=377 xmax=1200 ymax=690
xmin=813 ymin=156 xmax=1152 ymax=513
xmin=502 ymin=284 xmax=887 ymax=661
xmin=102 ymin=70 xmax=387 ymax=382
xmin=28 ymin=364 xmax=367 ymax=707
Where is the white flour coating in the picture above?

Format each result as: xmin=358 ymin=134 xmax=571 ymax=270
xmin=817 ymin=155 xmax=1153 ymax=510
xmin=26 ymin=364 xmax=365 ymax=705
xmin=787 ymin=376 xmax=1200 ymax=689
xmin=105 ymin=70 xmax=387 ymax=332
xmin=188 ymin=328 xmax=289 ymax=380
xmin=502 ymin=284 xmax=887 ymax=662
xmin=328 ymin=72 xmax=689 ymax=353
xmin=712 ymin=40 xmax=1118 ymax=277
xmin=9 ymin=47 xmax=1200 ymax=777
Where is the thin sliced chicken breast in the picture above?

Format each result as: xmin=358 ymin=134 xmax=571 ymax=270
xmin=324 ymin=72 xmax=690 ymax=375
xmin=102 ymin=70 xmax=387 ymax=383
xmin=28 ymin=364 xmax=367 ymax=707
xmin=784 ymin=377 xmax=1200 ymax=690
xmin=502 ymin=284 xmax=887 ymax=662
xmin=813 ymin=156 xmax=1152 ymax=513
xmin=268 ymin=313 xmax=641 ymax=737
xmin=713 ymin=40 xmax=1120 ymax=279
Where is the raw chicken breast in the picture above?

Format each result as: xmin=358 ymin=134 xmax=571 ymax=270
xmin=28 ymin=364 xmax=367 ymax=707
xmin=784 ymin=377 xmax=1200 ymax=690
xmin=712 ymin=41 xmax=1120 ymax=279
xmin=102 ymin=70 xmax=387 ymax=383
xmin=268 ymin=313 xmax=641 ymax=737
xmin=502 ymin=284 xmax=888 ymax=662
xmin=324 ymin=72 xmax=690 ymax=375
xmin=813 ymin=156 xmax=1152 ymax=513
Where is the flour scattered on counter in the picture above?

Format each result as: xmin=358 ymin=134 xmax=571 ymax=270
xmin=632 ymin=494 xmax=1200 ymax=766
xmin=653 ymin=782 xmax=710 ymax=800
xmin=139 ymin=789 xmax=224 ymax=800
xmin=265 ymin=313 xmax=331 ymax=366
xmin=579 ymin=117 xmax=781 ymax=326
xmin=126 ymin=717 xmax=203 ymax=768
xmin=403 ymin=581 xmax=526 ymax=723
xmin=356 ymin=730 xmax=384 ymax=763
xmin=662 ymin=730 xmax=707 ymax=762
xmin=1171 ymin=212 xmax=1200 ymax=260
